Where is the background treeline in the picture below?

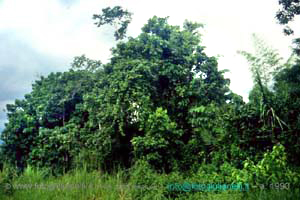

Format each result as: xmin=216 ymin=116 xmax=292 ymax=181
xmin=0 ymin=4 xmax=300 ymax=199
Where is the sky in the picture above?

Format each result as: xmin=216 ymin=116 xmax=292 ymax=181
xmin=0 ymin=0 xmax=298 ymax=132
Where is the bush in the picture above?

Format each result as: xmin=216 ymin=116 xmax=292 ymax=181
xmin=233 ymin=144 xmax=300 ymax=189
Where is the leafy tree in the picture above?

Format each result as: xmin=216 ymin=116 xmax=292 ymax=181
xmin=273 ymin=59 xmax=300 ymax=164
xmin=276 ymin=0 xmax=300 ymax=55
xmin=238 ymin=34 xmax=300 ymax=165
xmin=188 ymin=103 xmax=237 ymax=167
xmin=238 ymin=34 xmax=294 ymax=113
xmin=131 ymin=108 xmax=183 ymax=172
xmin=276 ymin=0 xmax=300 ymax=35
xmin=236 ymin=35 xmax=293 ymax=162
xmin=1 ymin=99 xmax=39 ymax=171
xmin=84 ymin=16 xmax=231 ymax=171
xmin=93 ymin=6 xmax=132 ymax=40
xmin=0 ymin=57 xmax=100 ymax=173
xmin=1 ymin=12 xmax=233 ymax=173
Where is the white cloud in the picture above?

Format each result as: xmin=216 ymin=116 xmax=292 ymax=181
xmin=0 ymin=0 xmax=115 ymax=63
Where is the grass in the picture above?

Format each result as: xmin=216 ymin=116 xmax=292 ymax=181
xmin=0 ymin=164 xmax=299 ymax=200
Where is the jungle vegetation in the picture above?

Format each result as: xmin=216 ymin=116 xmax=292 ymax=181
xmin=0 ymin=4 xmax=300 ymax=200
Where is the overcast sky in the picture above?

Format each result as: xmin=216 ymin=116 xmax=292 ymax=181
xmin=0 ymin=0 xmax=298 ymax=132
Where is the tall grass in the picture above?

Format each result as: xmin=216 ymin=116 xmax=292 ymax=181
xmin=0 ymin=165 xmax=132 ymax=200
xmin=0 ymin=162 xmax=299 ymax=200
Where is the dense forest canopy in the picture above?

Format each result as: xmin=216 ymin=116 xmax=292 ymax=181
xmin=0 ymin=3 xmax=300 ymax=199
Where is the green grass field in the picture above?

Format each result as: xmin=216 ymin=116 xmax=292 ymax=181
xmin=0 ymin=165 xmax=299 ymax=200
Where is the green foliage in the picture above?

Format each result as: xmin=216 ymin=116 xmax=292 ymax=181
xmin=1 ymin=9 xmax=300 ymax=200
xmin=129 ymin=160 xmax=163 ymax=199
xmin=132 ymin=108 xmax=183 ymax=172
xmin=188 ymin=103 xmax=229 ymax=146
xmin=236 ymin=36 xmax=300 ymax=166
xmin=276 ymin=0 xmax=300 ymax=55
xmin=273 ymin=59 xmax=300 ymax=164
xmin=0 ymin=61 xmax=97 ymax=173
xmin=0 ymin=164 xmax=17 ymax=195
xmin=187 ymin=104 xmax=227 ymax=166
xmin=28 ymin=126 xmax=75 ymax=175
xmin=82 ymin=15 xmax=231 ymax=171
xmin=276 ymin=0 xmax=300 ymax=35
xmin=240 ymin=144 xmax=300 ymax=188
xmin=0 ymin=163 xmax=299 ymax=199
xmin=191 ymin=144 xmax=300 ymax=190
xmin=93 ymin=6 xmax=132 ymax=40
xmin=71 ymin=54 xmax=102 ymax=72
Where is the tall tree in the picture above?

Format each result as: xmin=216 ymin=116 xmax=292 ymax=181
xmin=1 ymin=12 xmax=232 ymax=172
xmin=238 ymin=34 xmax=296 ymax=106
xmin=85 ymin=16 xmax=231 ymax=171
xmin=273 ymin=59 xmax=300 ymax=164
xmin=237 ymin=35 xmax=292 ymax=158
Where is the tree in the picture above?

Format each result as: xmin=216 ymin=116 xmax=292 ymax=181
xmin=238 ymin=34 xmax=300 ymax=165
xmin=1 ymin=99 xmax=39 ymax=171
xmin=276 ymin=0 xmax=300 ymax=35
xmin=276 ymin=0 xmax=300 ymax=55
xmin=0 ymin=57 xmax=100 ymax=173
xmin=238 ymin=34 xmax=296 ymax=107
xmin=236 ymin=35 xmax=293 ymax=161
xmin=93 ymin=6 xmax=132 ymax=40
xmin=1 ymin=13 xmax=232 ymax=173
xmin=84 ymin=16 xmax=231 ymax=171
xmin=273 ymin=59 xmax=300 ymax=164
